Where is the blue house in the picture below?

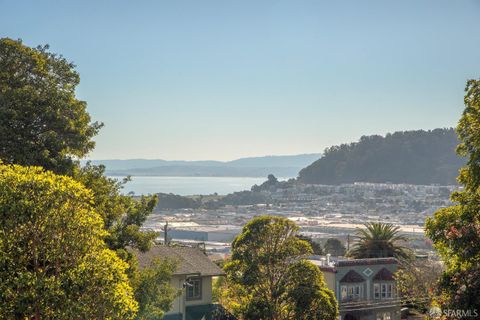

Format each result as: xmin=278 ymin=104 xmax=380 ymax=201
xmin=311 ymin=257 xmax=401 ymax=320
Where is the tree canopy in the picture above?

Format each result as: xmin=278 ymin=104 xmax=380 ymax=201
xmin=0 ymin=38 xmax=158 ymax=266
xmin=221 ymin=216 xmax=338 ymax=320
xmin=0 ymin=38 xmax=174 ymax=318
xmin=426 ymin=79 xmax=480 ymax=312
xmin=395 ymin=259 xmax=443 ymax=313
xmin=132 ymin=259 xmax=180 ymax=320
xmin=348 ymin=222 xmax=412 ymax=261
xmin=324 ymin=238 xmax=346 ymax=257
xmin=0 ymin=164 xmax=137 ymax=319
xmin=0 ymin=38 xmax=101 ymax=174
xmin=298 ymin=128 xmax=464 ymax=185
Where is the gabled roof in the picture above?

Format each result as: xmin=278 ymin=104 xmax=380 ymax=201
xmin=340 ymin=270 xmax=365 ymax=283
xmin=372 ymin=267 xmax=395 ymax=281
xmin=131 ymin=245 xmax=226 ymax=277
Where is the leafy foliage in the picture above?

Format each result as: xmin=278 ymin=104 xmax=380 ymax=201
xmin=222 ymin=216 xmax=338 ymax=320
xmin=251 ymin=175 xmax=296 ymax=192
xmin=132 ymin=259 xmax=180 ymax=320
xmin=286 ymin=260 xmax=338 ymax=320
xmin=0 ymin=38 xmax=173 ymax=316
xmin=297 ymin=234 xmax=324 ymax=255
xmin=298 ymin=128 xmax=464 ymax=185
xmin=73 ymin=163 xmax=157 ymax=254
xmin=426 ymin=79 xmax=480 ymax=313
xmin=156 ymin=192 xmax=201 ymax=209
xmin=395 ymin=259 xmax=443 ymax=312
xmin=205 ymin=190 xmax=271 ymax=208
xmin=0 ymin=38 xmax=158 ymax=264
xmin=0 ymin=38 xmax=102 ymax=174
xmin=0 ymin=164 xmax=137 ymax=319
xmin=348 ymin=222 xmax=412 ymax=261
xmin=324 ymin=238 xmax=346 ymax=257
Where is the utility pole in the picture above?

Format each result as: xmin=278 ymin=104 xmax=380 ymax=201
xmin=163 ymin=221 xmax=169 ymax=246
xmin=347 ymin=234 xmax=350 ymax=251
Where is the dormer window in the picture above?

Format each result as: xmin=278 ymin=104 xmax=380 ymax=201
xmin=373 ymin=282 xmax=395 ymax=300
xmin=372 ymin=267 xmax=396 ymax=300
xmin=339 ymin=270 xmax=365 ymax=302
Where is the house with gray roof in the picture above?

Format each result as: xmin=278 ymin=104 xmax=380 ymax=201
xmin=132 ymin=245 xmax=232 ymax=320
xmin=310 ymin=257 xmax=400 ymax=320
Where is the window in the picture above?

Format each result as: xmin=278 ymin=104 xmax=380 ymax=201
xmin=186 ymin=277 xmax=202 ymax=300
xmin=381 ymin=283 xmax=387 ymax=298
xmin=374 ymin=283 xmax=380 ymax=299
xmin=341 ymin=286 xmax=347 ymax=301
xmin=341 ymin=284 xmax=362 ymax=301
xmin=374 ymin=282 xmax=395 ymax=300
xmin=387 ymin=284 xmax=393 ymax=298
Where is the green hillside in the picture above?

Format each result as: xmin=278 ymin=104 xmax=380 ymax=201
xmin=298 ymin=128 xmax=464 ymax=185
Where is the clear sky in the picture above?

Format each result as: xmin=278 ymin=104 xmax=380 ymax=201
xmin=1 ymin=0 xmax=480 ymax=160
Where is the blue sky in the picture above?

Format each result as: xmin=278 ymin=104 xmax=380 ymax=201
xmin=1 ymin=0 xmax=480 ymax=160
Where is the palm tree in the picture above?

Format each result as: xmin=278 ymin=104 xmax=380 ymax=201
xmin=348 ymin=222 xmax=412 ymax=261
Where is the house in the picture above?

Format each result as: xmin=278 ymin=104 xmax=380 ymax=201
xmin=311 ymin=257 xmax=400 ymax=320
xmin=133 ymin=245 xmax=231 ymax=320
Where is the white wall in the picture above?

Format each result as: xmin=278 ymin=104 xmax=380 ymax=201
xmin=165 ymin=275 xmax=213 ymax=316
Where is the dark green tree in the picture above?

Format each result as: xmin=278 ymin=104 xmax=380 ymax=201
xmin=223 ymin=216 xmax=338 ymax=320
xmin=0 ymin=38 xmax=172 ymax=313
xmin=0 ymin=38 xmax=157 ymax=260
xmin=298 ymin=128 xmax=464 ymax=185
xmin=0 ymin=38 xmax=102 ymax=174
xmin=348 ymin=222 xmax=412 ymax=261
xmin=324 ymin=238 xmax=346 ymax=257
xmin=426 ymin=79 xmax=480 ymax=312
xmin=297 ymin=234 xmax=324 ymax=255
xmin=72 ymin=163 xmax=157 ymax=262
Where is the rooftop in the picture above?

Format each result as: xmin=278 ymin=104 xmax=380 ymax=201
xmin=310 ymin=257 xmax=398 ymax=273
xmin=131 ymin=245 xmax=226 ymax=277
xmin=336 ymin=257 xmax=397 ymax=267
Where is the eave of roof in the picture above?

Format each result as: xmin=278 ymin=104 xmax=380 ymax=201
xmin=340 ymin=270 xmax=365 ymax=283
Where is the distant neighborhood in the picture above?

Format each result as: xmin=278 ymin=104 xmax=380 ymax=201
xmin=144 ymin=181 xmax=454 ymax=259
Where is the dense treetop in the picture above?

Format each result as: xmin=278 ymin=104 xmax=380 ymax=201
xmin=426 ymin=79 xmax=480 ymax=311
xmin=0 ymin=164 xmax=137 ymax=319
xmin=221 ymin=216 xmax=338 ymax=320
xmin=0 ymin=38 xmax=101 ymax=174
xmin=0 ymin=38 xmax=158 ymax=265
xmin=298 ymin=128 xmax=464 ymax=185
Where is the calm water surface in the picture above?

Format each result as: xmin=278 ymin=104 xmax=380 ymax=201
xmin=109 ymin=176 xmax=272 ymax=195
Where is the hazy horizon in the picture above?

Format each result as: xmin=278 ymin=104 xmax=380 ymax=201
xmin=2 ymin=0 xmax=480 ymax=160
xmin=84 ymin=152 xmax=321 ymax=162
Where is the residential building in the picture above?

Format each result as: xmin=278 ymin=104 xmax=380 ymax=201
xmin=312 ymin=257 xmax=400 ymax=320
xmin=133 ymin=245 xmax=230 ymax=320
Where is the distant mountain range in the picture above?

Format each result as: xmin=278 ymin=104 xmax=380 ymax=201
xmin=82 ymin=154 xmax=321 ymax=178
xmin=298 ymin=128 xmax=464 ymax=185
xmin=85 ymin=128 xmax=465 ymax=185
